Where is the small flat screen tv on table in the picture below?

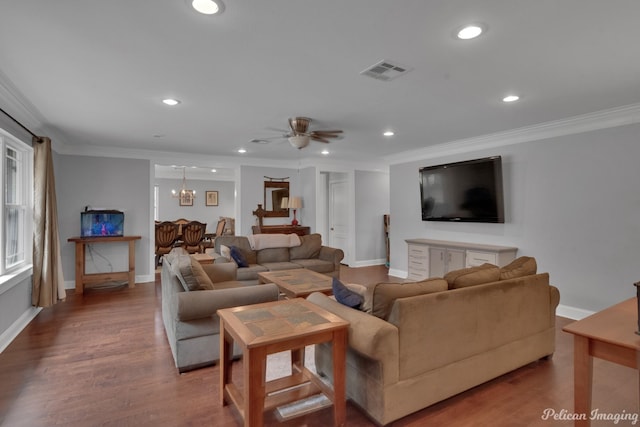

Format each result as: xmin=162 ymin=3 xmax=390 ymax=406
xmin=80 ymin=210 xmax=124 ymax=237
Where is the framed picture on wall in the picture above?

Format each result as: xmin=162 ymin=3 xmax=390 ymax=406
xmin=179 ymin=190 xmax=194 ymax=206
xmin=206 ymin=191 xmax=219 ymax=206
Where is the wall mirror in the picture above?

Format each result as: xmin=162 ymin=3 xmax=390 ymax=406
xmin=263 ymin=179 xmax=289 ymax=217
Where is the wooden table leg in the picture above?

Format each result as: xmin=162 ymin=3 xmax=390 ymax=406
xmin=574 ymin=335 xmax=593 ymax=427
xmin=127 ymin=239 xmax=136 ymax=288
xmin=74 ymin=242 xmax=84 ymax=295
xmin=291 ymin=347 xmax=304 ymax=374
xmin=332 ymin=328 xmax=347 ymax=427
xmin=220 ymin=321 xmax=232 ymax=407
xmin=245 ymin=346 xmax=267 ymax=427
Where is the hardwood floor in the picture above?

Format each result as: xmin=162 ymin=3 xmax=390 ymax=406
xmin=0 ymin=265 xmax=637 ymax=426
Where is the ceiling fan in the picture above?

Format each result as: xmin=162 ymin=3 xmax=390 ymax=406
xmin=251 ymin=117 xmax=343 ymax=149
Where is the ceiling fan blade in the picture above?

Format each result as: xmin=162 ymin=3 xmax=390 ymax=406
xmin=310 ymin=135 xmax=331 ymax=143
xmin=313 ymin=130 xmax=343 ymax=135
xmin=265 ymin=126 xmax=290 ymax=134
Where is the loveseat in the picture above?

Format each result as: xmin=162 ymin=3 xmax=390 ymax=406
xmin=307 ymin=257 xmax=559 ymax=425
xmin=161 ymin=249 xmax=280 ymax=372
xmin=208 ymin=233 xmax=344 ymax=285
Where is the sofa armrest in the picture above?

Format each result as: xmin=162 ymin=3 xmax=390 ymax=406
xmin=175 ymin=284 xmax=279 ymax=321
xmin=201 ymin=262 xmax=237 ymax=283
xmin=307 ymin=292 xmax=399 ymax=383
xmin=318 ymin=246 xmax=344 ymax=265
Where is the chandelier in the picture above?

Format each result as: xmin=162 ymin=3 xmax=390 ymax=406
xmin=171 ymin=167 xmax=196 ymax=198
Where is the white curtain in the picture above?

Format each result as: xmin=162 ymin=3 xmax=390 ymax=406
xmin=32 ymin=137 xmax=65 ymax=307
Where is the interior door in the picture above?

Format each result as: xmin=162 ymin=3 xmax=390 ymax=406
xmin=329 ymin=179 xmax=349 ymax=263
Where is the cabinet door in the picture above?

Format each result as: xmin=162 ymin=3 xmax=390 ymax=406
xmin=447 ymin=249 xmax=465 ymax=272
xmin=428 ymin=247 xmax=446 ymax=278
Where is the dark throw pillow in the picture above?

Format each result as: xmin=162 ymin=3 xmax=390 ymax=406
xmin=229 ymin=245 xmax=249 ymax=268
xmin=332 ymin=277 xmax=363 ymax=309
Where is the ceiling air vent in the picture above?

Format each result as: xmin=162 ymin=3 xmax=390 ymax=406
xmin=360 ymin=60 xmax=412 ymax=81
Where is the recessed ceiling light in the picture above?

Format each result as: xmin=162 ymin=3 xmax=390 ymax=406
xmin=456 ymin=24 xmax=485 ymax=40
xmin=383 ymin=130 xmax=395 ymax=137
xmin=162 ymin=98 xmax=180 ymax=106
xmin=503 ymin=95 xmax=520 ymax=103
xmin=237 ymin=148 xmax=247 ymax=154
xmin=211 ymin=168 xmax=217 ymax=173
xmin=321 ymin=149 xmax=329 ymax=155
xmin=191 ymin=0 xmax=224 ymax=15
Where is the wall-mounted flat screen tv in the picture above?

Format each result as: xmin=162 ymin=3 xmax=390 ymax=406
xmin=80 ymin=210 xmax=124 ymax=237
xmin=419 ymin=156 xmax=504 ymax=223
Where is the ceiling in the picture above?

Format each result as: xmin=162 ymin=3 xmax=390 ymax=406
xmin=1 ymin=1 xmax=640 ymax=167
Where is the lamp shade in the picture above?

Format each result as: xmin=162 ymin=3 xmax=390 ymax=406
xmin=280 ymin=197 xmax=289 ymax=209
xmin=288 ymin=196 xmax=303 ymax=209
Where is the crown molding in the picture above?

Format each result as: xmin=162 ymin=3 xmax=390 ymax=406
xmin=385 ymin=103 xmax=640 ymax=165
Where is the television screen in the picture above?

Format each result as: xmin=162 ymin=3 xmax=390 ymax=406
xmin=81 ymin=210 xmax=124 ymax=237
xmin=419 ymin=156 xmax=504 ymax=223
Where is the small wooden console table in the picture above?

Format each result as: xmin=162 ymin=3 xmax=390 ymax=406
xmin=67 ymin=235 xmax=141 ymax=295
xmin=563 ymin=298 xmax=640 ymax=426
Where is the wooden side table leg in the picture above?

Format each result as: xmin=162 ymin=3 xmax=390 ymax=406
xmin=74 ymin=242 xmax=84 ymax=295
xmin=245 ymin=346 xmax=267 ymax=427
xmin=574 ymin=335 xmax=593 ymax=427
xmin=291 ymin=347 xmax=304 ymax=374
xmin=127 ymin=240 xmax=136 ymax=288
xmin=332 ymin=329 xmax=348 ymax=427
xmin=220 ymin=321 xmax=232 ymax=407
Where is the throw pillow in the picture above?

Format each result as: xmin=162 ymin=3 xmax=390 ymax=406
xmin=444 ymin=263 xmax=500 ymax=289
xmin=219 ymin=244 xmax=233 ymax=262
xmin=332 ymin=277 xmax=364 ymax=309
xmin=174 ymin=255 xmax=215 ymax=291
xmin=363 ymin=278 xmax=448 ymax=320
xmin=229 ymin=245 xmax=249 ymax=268
xmin=499 ymin=256 xmax=537 ymax=280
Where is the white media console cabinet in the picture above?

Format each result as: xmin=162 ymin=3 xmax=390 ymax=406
xmin=406 ymin=238 xmax=518 ymax=281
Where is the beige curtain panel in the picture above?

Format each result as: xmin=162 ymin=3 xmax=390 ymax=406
xmin=32 ymin=137 xmax=65 ymax=307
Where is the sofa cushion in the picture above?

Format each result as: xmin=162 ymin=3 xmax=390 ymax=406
xmin=174 ymin=255 xmax=215 ymax=291
xmin=256 ymin=247 xmax=290 ymax=264
xmin=363 ymin=278 xmax=448 ymax=320
xmin=332 ymin=277 xmax=363 ymax=308
xmin=445 ymin=263 xmax=500 ymax=289
xmin=500 ymin=256 xmax=537 ymax=280
xmin=290 ymin=233 xmax=322 ymax=259
xmin=290 ymin=259 xmax=335 ymax=274
xmin=259 ymin=261 xmax=302 ymax=272
xmin=230 ymin=246 xmax=249 ymax=268
xmin=235 ymin=263 xmax=269 ymax=281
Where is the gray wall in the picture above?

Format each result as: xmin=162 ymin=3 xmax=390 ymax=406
xmin=389 ymin=122 xmax=640 ymax=313
xmin=155 ymin=177 xmax=235 ymax=232
xmin=55 ymin=155 xmax=153 ymax=284
xmin=355 ymin=170 xmax=390 ymax=264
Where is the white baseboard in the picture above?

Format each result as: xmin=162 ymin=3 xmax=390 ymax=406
xmin=388 ymin=268 xmax=407 ymax=279
xmin=556 ymin=304 xmax=594 ymax=320
xmin=351 ymin=259 xmax=387 ymax=268
xmin=0 ymin=306 xmax=42 ymax=353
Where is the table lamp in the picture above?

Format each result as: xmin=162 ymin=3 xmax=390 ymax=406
xmin=288 ymin=196 xmax=303 ymax=226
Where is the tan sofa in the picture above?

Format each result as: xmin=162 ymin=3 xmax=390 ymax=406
xmin=208 ymin=233 xmax=344 ymax=285
xmin=307 ymin=258 xmax=559 ymax=425
xmin=161 ymin=250 xmax=279 ymax=372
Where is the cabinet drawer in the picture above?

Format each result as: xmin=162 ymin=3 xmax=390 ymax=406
xmin=466 ymin=251 xmax=497 ymax=267
xmin=407 ymin=271 xmax=428 ymax=281
xmin=409 ymin=257 xmax=428 ymax=268
xmin=408 ymin=245 xmax=429 ymax=257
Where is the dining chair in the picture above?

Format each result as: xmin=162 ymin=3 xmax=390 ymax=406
xmin=155 ymin=221 xmax=180 ymax=266
xmin=181 ymin=221 xmax=207 ymax=254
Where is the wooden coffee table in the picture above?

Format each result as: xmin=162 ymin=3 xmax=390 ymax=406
xmin=258 ymin=269 xmax=333 ymax=298
xmin=218 ymin=298 xmax=349 ymax=427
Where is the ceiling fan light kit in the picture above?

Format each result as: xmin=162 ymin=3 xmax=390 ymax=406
xmin=251 ymin=116 xmax=343 ymax=150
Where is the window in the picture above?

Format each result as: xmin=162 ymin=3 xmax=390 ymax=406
xmin=0 ymin=128 xmax=33 ymax=277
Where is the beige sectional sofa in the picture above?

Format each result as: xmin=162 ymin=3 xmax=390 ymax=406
xmin=208 ymin=233 xmax=344 ymax=285
xmin=307 ymin=257 xmax=559 ymax=425
xmin=161 ymin=249 xmax=279 ymax=372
